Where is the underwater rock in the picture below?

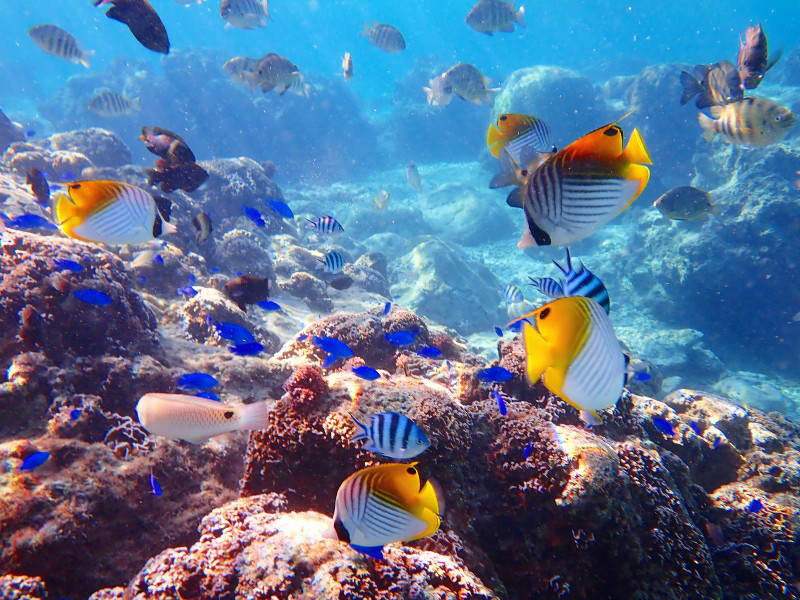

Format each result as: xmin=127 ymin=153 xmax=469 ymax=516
xmin=0 ymin=574 xmax=47 ymax=600
xmin=94 ymin=494 xmax=499 ymax=600
xmin=341 ymin=263 xmax=391 ymax=298
xmin=354 ymin=250 xmax=389 ymax=279
xmin=280 ymin=272 xmax=334 ymax=312
xmin=391 ymin=239 xmax=503 ymax=335
xmin=492 ymin=66 xmax=607 ymax=151
xmin=49 ymin=128 xmax=132 ymax=167
xmin=213 ymin=228 xmax=277 ymax=281
xmin=0 ymin=108 xmax=25 ymax=153
xmin=199 ymin=158 xmax=286 ymax=221
xmin=5 ymin=147 xmax=93 ymax=179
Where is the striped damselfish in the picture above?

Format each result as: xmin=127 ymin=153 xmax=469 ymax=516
xmin=307 ymin=215 xmax=343 ymax=234
xmin=506 ymin=117 xmax=652 ymax=247
xmin=318 ymin=250 xmax=346 ymax=274
xmin=52 ymin=180 xmax=176 ymax=245
xmin=349 ymin=412 xmax=430 ymax=459
xmin=529 ymin=248 xmax=610 ymax=314
xmin=324 ymin=462 xmax=442 ymax=559
xmin=509 ymin=296 xmax=628 ymax=416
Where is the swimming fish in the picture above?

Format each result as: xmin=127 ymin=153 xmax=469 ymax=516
xmin=139 ymin=126 xmax=196 ymax=165
xmin=312 ymin=335 xmax=354 ymax=358
xmin=52 ymin=258 xmax=85 ymax=273
xmin=407 ymin=161 xmax=423 ymax=191
xmin=18 ymin=451 xmax=50 ymax=471
xmin=1 ymin=213 xmax=57 ymax=231
xmin=94 ymin=0 xmax=170 ymax=54
xmin=195 ymin=391 xmax=221 ymax=401
xmin=477 ymin=366 xmax=514 ymax=382
xmin=502 ymin=284 xmax=523 ymax=304
xmin=351 ymin=366 xmax=381 ymax=381
xmin=192 ymin=211 xmax=213 ymax=242
xmin=229 ymin=342 xmax=265 ymax=356
xmin=423 ymin=74 xmax=454 ymax=107
xmin=176 ymin=286 xmax=198 ymax=298
xmin=147 ymin=162 xmax=209 ymax=193
xmin=326 ymin=275 xmax=354 ymax=290
xmin=52 ymin=181 xmax=176 ymax=245
xmin=258 ymin=300 xmax=281 ymax=311
xmin=360 ymin=22 xmax=406 ymax=53
xmin=177 ymin=372 xmax=218 ymax=391
xmin=689 ymin=421 xmax=702 ymax=436
xmin=243 ymin=206 xmax=266 ymax=227
xmin=507 ymin=117 xmax=652 ymax=247
xmin=737 ymin=24 xmax=782 ymax=89
xmin=442 ymin=63 xmax=499 ymax=106
xmin=653 ymin=186 xmax=715 ymax=221
xmin=149 ymin=471 xmax=162 ymax=496
xmin=373 ymin=190 xmax=390 ymax=211
xmin=130 ymin=249 xmax=162 ymax=269
xmin=319 ymin=250 xmax=346 ymax=274
xmin=652 ymin=417 xmax=675 ymax=437
xmin=747 ymin=498 xmax=764 ymax=513
xmin=70 ymin=408 xmax=82 ymax=420
xmin=73 ymin=289 xmax=113 ymax=306
xmin=523 ymin=442 xmax=532 ymax=459
xmin=223 ymin=56 xmax=260 ymax=90
xmin=325 ymin=462 xmax=442 ymax=559
xmin=88 ymin=90 xmax=141 ymax=117
xmin=385 ymin=330 xmax=417 ymax=346
xmin=342 ymin=52 xmax=353 ymax=81
xmin=510 ymin=296 xmax=628 ymax=415
xmin=26 ymin=168 xmax=50 ymax=206
xmin=494 ymin=326 xmax=503 ymax=337
xmin=224 ymin=275 xmax=271 ymax=311
xmin=679 ymin=61 xmax=743 ymax=109
xmin=529 ymin=248 xmax=611 ymax=314
xmin=136 ymin=392 xmax=269 ymax=443
xmin=266 ymin=198 xmax=294 ymax=219
xmin=416 ymin=347 xmax=442 ymax=359
xmin=492 ymin=389 xmax=508 ymax=415
xmin=465 ymin=0 xmax=525 ymax=35
xmin=487 ymin=113 xmax=555 ymax=160
xmin=220 ymin=0 xmax=270 ymax=29
xmin=307 ymin=215 xmax=343 ymax=234
xmin=28 ymin=24 xmax=93 ymax=68
xmin=251 ymin=53 xmax=304 ymax=95
xmin=698 ymin=97 xmax=795 ymax=146
xmin=211 ymin=320 xmax=255 ymax=344
xmin=350 ymin=412 xmax=430 ymax=459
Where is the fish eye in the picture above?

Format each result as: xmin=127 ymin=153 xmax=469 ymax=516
xmin=775 ymin=115 xmax=783 ymax=122
xmin=521 ymin=169 xmax=528 ymax=177
xmin=70 ymin=183 xmax=82 ymax=189
xmin=603 ymin=127 xmax=618 ymax=137
xmin=499 ymin=115 xmax=507 ymax=121
xmin=406 ymin=467 xmax=417 ymax=475
xmin=540 ymin=307 xmax=551 ymax=319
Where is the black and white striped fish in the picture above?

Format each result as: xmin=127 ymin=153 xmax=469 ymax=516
xmin=501 ymin=284 xmax=523 ymax=304
xmin=28 ymin=24 xmax=93 ymax=68
xmin=529 ymin=248 xmax=610 ymax=314
xmin=307 ymin=215 xmax=343 ymax=234
xmin=360 ymin=22 xmax=406 ymax=52
xmin=318 ymin=250 xmax=346 ymax=274
xmin=350 ymin=412 xmax=430 ymax=459
xmin=88 ymin=90 xmax=141 ymax=117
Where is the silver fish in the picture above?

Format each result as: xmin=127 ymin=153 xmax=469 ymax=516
xmin=360 ymin=22 xmax=406 ymax=52
xmin=28 ymin=24 xmax=93 ymax=68
xmin=220 ymin=0 xmax=271 ymax=29
xmin=465 ymin=0 xmax=525 ymax=35
xmin=406 ymin=161 xmax=422 ymax=191
xmin=88 ymin=90 xmax=140 ymax=117
xmin=423 ymin=73 xmax=453 ymax=106
xmin=443 ymin=63 xmax=498 ymax=105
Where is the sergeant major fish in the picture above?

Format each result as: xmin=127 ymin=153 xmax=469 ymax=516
xmin=465 ymin=0 xmax=525 ymax=35
xmin=88 ymin=90 xmax=140 ymax=117
xmin=220 ymin=0 xmax=271 ymax=29
xmin=349 ymin=412 xmax=431 ymax=459
xmin=360 ymin=22 xmax=406 ymax=53
xmin=28 ymin=24 xmax=94 ymax=68
xmin=528 ymin=248 xmax=611 ymax=314
xmin=698 ymin=97 xmax=795 ymax=146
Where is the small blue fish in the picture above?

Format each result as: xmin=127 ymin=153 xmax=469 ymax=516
xmin=383 ymin=301 xmax=391 ymax=315
xmin=26 ymin=129 xmax=36 ymax=137
xmin=321 ymin=354 xmax=339 ymax=369
xmin=258 ymin=300 xmax=281 ymax=311
xmin=652 ymin=417 xmax=675 ymax=437
xmin=213 ymin=320 xmax=255 ymax=344
xmin=266 ymin=198 xmax=294 ymax=219
xmin=747 ymin=499 xmax=763 ymax=513
xmin=19 ymin=451 xmax=50 ymax=471
xmin=73 ymin=289 xmax=113 ymax=306
xmin=229 ymin=342 xmax=265 ymax=356
xmin=416 ymin=346 xmax=442 ymax=359
xmin=312 ymin=335 xmax=354 ymax=358
xmin=149 ymin=471 xmax=162 ymax=496
xmin=58 ymin=171 xmax=76 ymax=182
xmin=689 ymin=421 xmax=701 ymax=435
xmin=477 ymin=366 xmax=514 ymax=383
xmin=243 ymin=206 xmax=266 ymax=227
xmin=385 ymin=329 xmax=418 ymax=347
xmin=507 ymin=320 xmax=524 ymax=333
xmin=137 ymin=275 xmax=147 ymax=284
xmin=194 ymin=391 xmax=221 ymax=401
xmin=352 ymin=366 xmax=381 ymax=380
xmin=188 ymin=273 xmax=197 ymax=285
xmin=297 ymin=333 xmax=308 ymax=342
xmin=69 ymin=408 xmax=82 ymax=421
xmin=177 ymin=286 xmax=198 ymax=298
xmin=523 ymin=442 xmax=532 ymax=459
xmin=2 ymin=213 xmax=57 ymax=230
xmin=153 ymin=254 xmax=164 ymax=264
xmin=634 ymin=372 xmax=652 ymax=382
xmin=236 ymin=271 xmax=242 ymax=277
xmin=211 ymin=267 xmax=220 ymax=273
xmin=492 ymin=389 xmax=507 ymax=415
xmin=494 ymin=326 xmax=503 ymax=337
xmin=53 ymin=258 xmax=85 ymax=273
xmin=712 ymin=437 xmax=722 ymax=450
xmin=177 ymin=372 xmax=218 ymax=391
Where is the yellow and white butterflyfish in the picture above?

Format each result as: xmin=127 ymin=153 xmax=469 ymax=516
xmin=324 ymin=462 xmax=443 ymax=559
xmin=510 ymin=296 xmax=627 ymax=414
xmin=52 ymin=180 xmax=176 ymax=245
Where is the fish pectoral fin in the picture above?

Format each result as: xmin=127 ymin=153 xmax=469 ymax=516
xmin=522 ymin=321 xmax=550 ymax=383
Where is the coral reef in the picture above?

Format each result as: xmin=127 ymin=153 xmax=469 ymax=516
xmin=0 ymin=109 xmax=25 ymax=154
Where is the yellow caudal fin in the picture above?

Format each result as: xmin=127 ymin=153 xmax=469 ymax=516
xmin=522 ymin=321 xmax=551 ymax=383
xmin=486 ymin=123 xmax=502 ymax=157
xmin=621 ymin=128 xmax=652 ymax=165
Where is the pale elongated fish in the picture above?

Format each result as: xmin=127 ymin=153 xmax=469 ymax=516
xmin=28 ymin=24 xmax=94 ymax=68
xmin=136 ymin=392 xmax=269 ymax=443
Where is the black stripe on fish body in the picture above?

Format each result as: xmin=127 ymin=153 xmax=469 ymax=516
xmin=373 ymin=414 xmax=384 ymax=449
xmin=387 ymin=412 xmax=398 ymax=453
xmin=333 ymin=516 xmax=350 ymax=542
xmin=152 ymin=211 xmax=163 ymax=237
xmin=399 ymin=416 xmax=413 ymax=453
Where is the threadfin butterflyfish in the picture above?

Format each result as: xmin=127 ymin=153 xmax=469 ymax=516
xmin=486 ymin=113 xmax=554 ymax=160
xmin=324 ymin=462 xmax=443 ymax=559
xmin=505 ymin=116 xmax=652 ymax=247
xmin=52 ymin=180 xmax=176 ymax=245
xmin=509 ymin=296 xmax=627 ymax=414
